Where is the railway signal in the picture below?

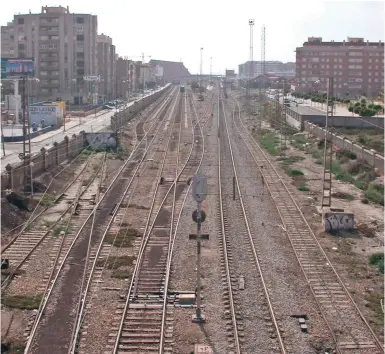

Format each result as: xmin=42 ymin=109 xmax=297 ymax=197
xmin=190 ymin=174 xmax=209 ymax=323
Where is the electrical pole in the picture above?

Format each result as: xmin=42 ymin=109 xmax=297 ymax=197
xmin=259 ymin=24 xmax=266 ymax=129
xmin=247 ymin=19 xmax=254 ymax=106
xmin=210 ymin=57 xmax=212 ymax=83
xmin=200 ymin=48 xmax=203 ymax=90
xmin=321 ymin=77 xmax=334 ymax=208
xmin=21 ymin=77 xmax=32 ymax=196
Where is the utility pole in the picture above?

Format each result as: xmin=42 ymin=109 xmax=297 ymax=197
xmin=259 ymin=24 xmax=266 ymax=129
xmin=1 ymin=101 xmax=5 ymax=157
xmin=247 ymin=19 xmax=254 ymax=106
xmin=321 ymin=77 xmax=334 ymax=208
xmin=21 ymin=77 xmax=32 ymax=196
xmin=210 ymin=57 xmax=212 ymax=83
xmin=200 ymin=48 xmax=203 ymax=90
xmin=142 ymin=53 xmax=145 ymax=96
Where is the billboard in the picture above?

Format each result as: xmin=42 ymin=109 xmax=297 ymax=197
xmin=29 ymin=105 xmax=59 ymax=126
xmin=155 ymin=65 xmax=164 ymax=77
xmin=1 ymin=58 xmax=35 ymax=79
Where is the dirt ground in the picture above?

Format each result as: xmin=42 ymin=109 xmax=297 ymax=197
xmin=240 ymin=95 xmax=384 ymax=341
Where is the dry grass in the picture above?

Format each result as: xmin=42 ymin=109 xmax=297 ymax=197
xmin=2 ymin=294 xmax=42 ymax=310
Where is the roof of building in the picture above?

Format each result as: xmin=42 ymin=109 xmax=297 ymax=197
xmin=301 ymin=37 xmax=383 ymax=47
xmin=149 ymin=60 xmax=191 ymax=80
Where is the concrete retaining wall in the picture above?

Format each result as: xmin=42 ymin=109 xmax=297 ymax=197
xmin=111 ymin=85 xmax=172 ymax=131
xmin=303 ymin=115 xmax=384 ymax=129
xmin=2 ymin=131 xmax=87 ymax=192
xmin=3 ymin=126 xmax=56 ymax=142
xmin=304 ymin=121 xmax=384 ymax=174
xmin=1 ymin=87 xmax=171 ymax=192
xmin=269 ymin=99 xmax=384 ymax=129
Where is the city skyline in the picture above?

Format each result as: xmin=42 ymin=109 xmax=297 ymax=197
xmin=1 ymin=0 xmax=384 ymax=75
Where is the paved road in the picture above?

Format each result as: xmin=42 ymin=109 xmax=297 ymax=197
xmin=0 ymin=87 xmax=169 ymax=172
xmin=1 ymin=110 xmax=115 ymax=171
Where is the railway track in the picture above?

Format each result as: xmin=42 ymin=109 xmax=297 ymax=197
xmin=22 ymin=88 xmax=178 ymax=354
xmin=1 ymin=151 xmax=107 ymax=291
xmin=2 ymin=90 xmax=170 ymax=241
xmin=230 ymin=94 xmax=383 ymax=354
xmin=217 ymin=90 xmax=286 ymax=354
xmin=108 ymin=89 xmax=213 ymax=354
xmin=66 ymin=89 xmax=182 ymax=354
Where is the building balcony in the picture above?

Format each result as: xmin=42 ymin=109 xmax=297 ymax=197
xmin=40 ymin=82 xmax=60 ymax=88
xmin=39 ymin=47 xmax=59 ymax=53
xmin=40 ymin=56 xmax=59 ymax=62
xmin=40 ymin=62 xmax=60 ymax=71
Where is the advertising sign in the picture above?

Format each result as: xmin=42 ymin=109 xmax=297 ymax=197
xmin=29 ymin=105 xmax=59 ymax=126
xmin=1 ymin=58 xmax=35 ymax=79
xmin=83 ymin=75 xmax=100 ymax=81
xmin=155 ymin=65 xmax=164 ymax=77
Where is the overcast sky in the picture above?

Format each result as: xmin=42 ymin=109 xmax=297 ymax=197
xmin=1 ymin=0 xmax=384 ymax=74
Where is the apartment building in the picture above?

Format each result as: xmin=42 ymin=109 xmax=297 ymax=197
xmin=295 ymin=37 xmax=384 ymax=99
xmin=97 ymin=33 xmax=116 ymax=101
xmin=1 ymin=6 xmax=98 ymax=104
xmin=238 ymin=61 xmax=295 ymax=78
xmin=116 ymin=57 xmax=130 ymax=99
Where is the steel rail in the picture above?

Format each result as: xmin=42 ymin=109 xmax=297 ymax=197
xmin=231 ymin=94 xmax=384 ymax=353
xmin=158 ymin=88 xmax=213 ymax=353
xmin=23 ymin=153 xmax=107 ymax=354
xmin=112 ymin=91 xmax=182 ymax=354
xmin=217 ymin=90 xmax=241 ymax=354
xmin=221 ymin=92 xmax=287 ymax=354
xmin=112 ymin=89 xmax=213 ymax=354
xmin=1 ymin=153 xmax=102 ymax=290
xmin=2 ymin=89 xmax=170 ymax=241
xmin=66 ymin=89 xmax=180 ymax=354
xmin=23 ymin=88 xmax=177 ymax=354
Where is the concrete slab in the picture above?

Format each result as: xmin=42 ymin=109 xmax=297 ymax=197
xmin=194 ymin=344 xmax=213 ymax=354
xmin=322 ymin=207 xmax=354 ymax=233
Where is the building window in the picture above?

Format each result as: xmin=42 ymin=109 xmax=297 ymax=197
xmin=368 ymin=78 xmax=371 ymax=82
xmin=17 ymin=18 xmax=24 ymax=25
xmin=349 ymin=51 xmax=363 ymax=56
xmin=348 ymin=65 xmax=362 ymax=69
xmin=76 ymin=17 xmax=85 ymax=24
xmin=76 ymin=34 xmax=84 ymax=41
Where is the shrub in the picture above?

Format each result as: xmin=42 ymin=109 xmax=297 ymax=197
xmin=369 ymin=253 xmax=384 ymax=274
xmin=336 ymin=149 xmax=357 ymax=160
xmin=3 ymin=295 xmax=42 ymax=310
xmin=297 ymin=184 xmax=310 ymax=191
xmin=287 ymin=169 xmax=304 ymax=176
xmin=364 ymin=183 xmax=384 ymax=205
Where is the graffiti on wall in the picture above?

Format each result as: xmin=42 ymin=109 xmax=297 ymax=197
xmin=86 ymin=133 xmax=117 ymax=149
xmin=324 ymin=212 xmax=354 ymax=233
